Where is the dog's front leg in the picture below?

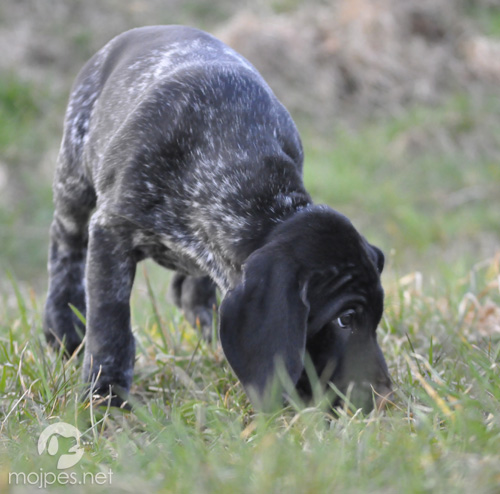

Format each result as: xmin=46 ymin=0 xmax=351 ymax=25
xmin=82 ymin=215 xmax=137 ymax=406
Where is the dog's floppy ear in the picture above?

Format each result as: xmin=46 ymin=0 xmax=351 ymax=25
xmin=368 ymin=243 xmax=385 ymax=274
xmin=219 ymin=245 xmax=310 ymax=408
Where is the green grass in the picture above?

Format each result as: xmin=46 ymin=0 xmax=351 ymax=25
xmin=0 ymin=72 xmax=60 ymax=286
xmin=1 ymin=257 xmax=500 ymax=493
xmin=0 ymin=74 xmax=41 ymax=153
xmin=467 ymin=3 xmax=500 ymax=38
xmin=302 ymin=93 xmax=500 ymax=276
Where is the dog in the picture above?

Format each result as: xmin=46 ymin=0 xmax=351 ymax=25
xmin=44 ymin=25 xmax=392 ymax=412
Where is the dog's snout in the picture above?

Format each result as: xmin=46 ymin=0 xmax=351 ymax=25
xmin=333 ymin=379 xmax=392 ymax=414
xmin=374 ymin=384 xmax=393 ymax=411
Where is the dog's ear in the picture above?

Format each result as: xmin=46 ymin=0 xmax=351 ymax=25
xmin=219 ymin=245 xmax=310 ymax=408
xmin=368 ymin=244 xmax=385 ymax=274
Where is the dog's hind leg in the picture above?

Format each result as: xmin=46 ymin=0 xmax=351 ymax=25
xmin=43 ymin=152 xmax=96 ymax=356
xmin=169 ymin=274 xmax=217 ymax=341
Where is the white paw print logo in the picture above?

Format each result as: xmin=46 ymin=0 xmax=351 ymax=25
xmin=37 ymin=422 xmax=85 ymax=469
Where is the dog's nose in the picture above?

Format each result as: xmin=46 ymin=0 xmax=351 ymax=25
xmin=374 ymin=385 xmax=393 ymax=411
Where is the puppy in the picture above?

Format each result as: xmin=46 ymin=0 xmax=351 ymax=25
xmin=44 ymin=26 xmax=392 ymax=411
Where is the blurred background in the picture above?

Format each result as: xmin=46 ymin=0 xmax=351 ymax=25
xmin=0 ymin=0 xmax=499 ymax=292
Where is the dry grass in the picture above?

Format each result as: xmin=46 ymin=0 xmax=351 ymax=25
xmin=218 ymin=0 xmax=499 ymax=126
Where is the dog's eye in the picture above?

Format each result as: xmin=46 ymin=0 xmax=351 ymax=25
xmin=337 ymin=310 xmax=355 ymax=328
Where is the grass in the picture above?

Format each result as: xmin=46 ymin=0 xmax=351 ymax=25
xmin=0 ymin=255 xmax=499 ymax=493
xmin=0 ymin=74 xmax=41 ymax=153
xmin=302 ymin=92 xmax=500 ymax=275
xmin=0 ymin=72 xmax=58 ymax=286
xmin=467 ymin=3 xmax=500 ymax=38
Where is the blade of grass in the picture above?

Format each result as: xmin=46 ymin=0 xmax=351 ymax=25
xmin=142 ymin=265 xmax=173 ymax=352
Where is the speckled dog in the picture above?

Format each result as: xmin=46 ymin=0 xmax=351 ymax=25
xmin=44 ymin=26 xmax=391 ymax=411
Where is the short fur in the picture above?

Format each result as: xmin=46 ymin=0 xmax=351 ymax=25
xmin=44 ymin=26 xmax=391 ymax=411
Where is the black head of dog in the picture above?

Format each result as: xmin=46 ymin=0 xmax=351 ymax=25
xmin=219 ymin=205 xmax=391 ymax=413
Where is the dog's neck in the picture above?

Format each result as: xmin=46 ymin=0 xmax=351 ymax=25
xmin=200 ymin=193 xmax=312 ymax=293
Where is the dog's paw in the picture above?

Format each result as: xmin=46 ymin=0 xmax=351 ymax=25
xmin=86 ymin=383 xmax=132 ymax=410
